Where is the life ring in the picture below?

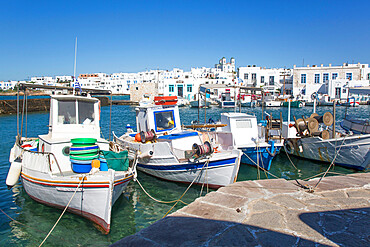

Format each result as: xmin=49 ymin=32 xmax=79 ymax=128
xmin=285 ymin=140 xmax=294 ymax=154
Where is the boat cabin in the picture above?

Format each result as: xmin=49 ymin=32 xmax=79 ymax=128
xmin=38 ymin=95 xmax=108 ymax=173
xmin=135 ymin=104 xmax=182 ymax=135
xmin=218 ymin=113 xmax=260 ymax=147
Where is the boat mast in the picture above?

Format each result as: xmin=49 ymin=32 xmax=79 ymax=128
xmin=73 ymin=37 xmax=78 ymax=95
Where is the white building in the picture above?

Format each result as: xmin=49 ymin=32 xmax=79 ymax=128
xmin=292 ymin=63 xmax=370 ymax=100
xmin=238 ymin=66 xmax=292 ymax=94
xmin=0 ymin=80 xmax=21 ymax=90
xmin=30 ymin=76 xmax=55 ymax=85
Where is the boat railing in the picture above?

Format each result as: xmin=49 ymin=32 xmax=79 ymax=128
xmin=16 ymin=142 xmax=64 ymax=176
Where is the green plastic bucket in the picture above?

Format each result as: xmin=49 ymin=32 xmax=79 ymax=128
xmin=71 ymin=138 xmax=97 ymax=145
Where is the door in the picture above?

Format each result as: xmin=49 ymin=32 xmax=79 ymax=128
xmin=335 ymin=87 xmax=341 ymax=99
xmin=177 ymin=85 xmax=183 ymax=97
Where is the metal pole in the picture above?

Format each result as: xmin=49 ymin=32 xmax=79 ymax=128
xmin=73 ymin=37 xmax=77 ymax=95
xmin=204 ymin=92 xmax=207 ymax=124
xmin=197 ymin=90 xmax=200 ymax=123
xmin=333 ymin=101 xmax=336 ymax=139
xmin=288 ymin=99 xmax=291 ymax=126
xmin=313 ymin=97 xmax=317 ymax=113
xmin=17 ymin=86 xmax=19 ymax=138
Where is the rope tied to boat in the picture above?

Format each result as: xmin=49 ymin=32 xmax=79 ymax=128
xmin=162 ymin=158 xmax=211 ymax=218
xmin=309 ymin=136 xmax=347 ymax=192
xmin=39 ymin=175 xmax=86 ymax=247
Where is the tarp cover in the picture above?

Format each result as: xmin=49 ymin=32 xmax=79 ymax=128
xmin=101 ymin=150 xmax=129 ymax=171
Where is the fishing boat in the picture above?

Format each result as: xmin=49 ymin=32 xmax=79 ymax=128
xmin=281 ymin=100 xmax=304 ymax=108
xmin=214 ymin=112 xmax=284 ymax=170
xmin=113 ymin=96 xmax=242 ymax=189
xmin=218 ymin=91 xmax=236 ymax=108
xmin=341 ymin=116 xmax=370 ymax=134
xmin=283 ymin=109 xmax=370 ymax=171
xmin=6 ymin=84 xmax=136 ymax=234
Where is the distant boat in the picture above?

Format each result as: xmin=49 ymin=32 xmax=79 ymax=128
xmin=281 ymin=100 xmax=304 ymax=108
xmin=218 ymin=92 xmax=236 ymax=108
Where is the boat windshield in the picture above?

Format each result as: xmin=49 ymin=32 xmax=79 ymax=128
xmin=58 ymin=100 xmax=77 ymax=124
xmin=57 ymin=100 xmax=95 ymax=125
xmin=154 ymin=110 xmax=175 ymax=131
xmin=78 ymin=101 xmax=95 ymax=125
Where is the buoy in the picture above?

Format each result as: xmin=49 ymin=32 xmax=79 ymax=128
xmin=6 ymin=160 xmax=22 ymax=188
xmin=135 ymin=133 xmax=141 ymax=142
xmin=91 ymin=159 xmax=101 ymax=169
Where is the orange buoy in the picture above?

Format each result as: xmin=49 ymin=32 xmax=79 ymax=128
xmin=135 ymin=133 xmax=141 ymax=142
xmin=91 ymin=159 xmax=101 ymax=168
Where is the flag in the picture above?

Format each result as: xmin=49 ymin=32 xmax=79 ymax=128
xmin=74 ymin=79 xmax=82 ymax=93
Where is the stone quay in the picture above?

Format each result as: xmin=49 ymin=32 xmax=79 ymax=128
xmin=112 ymin=173 xmax=370 ymax=246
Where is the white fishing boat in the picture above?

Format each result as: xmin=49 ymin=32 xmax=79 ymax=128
xmin=283 ymin=109 xmax=370 ymax=171
xmin=214 ymin=112 xmax=284 ymax=171
xmin=6 ymin=84 xmax=136 ymax=234
xmin=113 ymin=96 xmax=242 ymax=189
xmin=218 ymin=92 xmax=236 ymax=108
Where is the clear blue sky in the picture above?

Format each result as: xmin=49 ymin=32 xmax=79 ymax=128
xmin=1 ymin=0 xmax=369 ymax=81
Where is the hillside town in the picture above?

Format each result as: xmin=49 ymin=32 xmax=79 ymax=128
xmin=1 ymin=57 xmax=370 ymax=103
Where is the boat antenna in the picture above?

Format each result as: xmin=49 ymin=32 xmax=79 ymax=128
xmin=73 ymin=37 xmax=78 ymax=95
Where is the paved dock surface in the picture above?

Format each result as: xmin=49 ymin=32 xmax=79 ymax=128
xmin=112 ymin=173 xmax=370 ymax=246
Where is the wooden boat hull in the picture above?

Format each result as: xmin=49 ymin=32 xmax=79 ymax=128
xmin=286 ymin=135 xmax=370 ymax=170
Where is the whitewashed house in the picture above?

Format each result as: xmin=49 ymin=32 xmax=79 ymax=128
xmin=292 ymin=63 xmax=370 ymax=100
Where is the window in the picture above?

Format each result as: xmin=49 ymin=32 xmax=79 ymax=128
xmin=78 ymin=101 xmax=95 ymax=125
xmin=154 ymin=110 xmax=175 ymax=131
xmin=236 ymin=119 xmax=252 ymax=128
xmin=301 ymin=74 xmax=306 ymax=84
xmin=187 ymin=84 xmax=192 ymax=92
xmin=367 ymin=73 xmax=370 ymax=80
xmin=346 ymin=73 xmax=352 ymax=80
xmin=251 ymin=73 xmax=256 ymax=81
xmin=323 ymin=73 xmax=329 ymax=83
xmin=261 ymin=76 xmax=264 ymax=84
xmin=58 ymin=100 xmax=77 ymax=124
xmin=332 ymin=73 xmax=338 ymax=80
xmin=244 ymin=73 xmax=248 ymax=80
xmin=342 ymin=88 xmax=346 ymax=93
xmin=169 ymin=85 xmax=174 ymax=92
xmin=315 ymin=74 xmax=320 ymax=83
xmin=269 ymin=76 xmax=274 ymax=85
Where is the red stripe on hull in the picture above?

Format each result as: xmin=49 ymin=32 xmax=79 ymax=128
xmin=21 ymin=175 xmax=110 ymax=188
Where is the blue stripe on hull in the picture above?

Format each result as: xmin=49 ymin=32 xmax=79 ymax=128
xmin=137 ymin=157 xmax=236 ymax=171
xmin=240 ymin=147 xmax=281 ymax=170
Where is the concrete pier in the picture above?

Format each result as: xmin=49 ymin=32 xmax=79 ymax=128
xmin=112 ymin=173 xmax=370 ymax=246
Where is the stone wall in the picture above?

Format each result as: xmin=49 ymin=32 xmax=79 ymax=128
xmin=130 ymin=82 xmax=158 ymax=102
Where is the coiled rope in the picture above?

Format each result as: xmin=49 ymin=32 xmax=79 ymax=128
xmin=39 ymin=175 xmax=86 ymax=247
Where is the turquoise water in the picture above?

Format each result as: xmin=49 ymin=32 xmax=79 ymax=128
xmin=0 ymin=104 xmax=369 ymax=246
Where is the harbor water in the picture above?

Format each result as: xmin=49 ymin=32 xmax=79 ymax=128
xmin=0 ymin=100 xmax=369 ymax=246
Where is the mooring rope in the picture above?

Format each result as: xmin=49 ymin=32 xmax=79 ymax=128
xmin=311 ymin=136 xmax=347 ymax=192
xmin=39 ymin=175 xmax=86 ymax=247
xmin=242 ymin=152 xmax=280 ymax=179
xmin=135 ymin=178 xmax=188 ymax=205
xmin=163 ymin=158 xmax=210 ymax=218
xmin=283 ymin=144 xmax=299 ymax=170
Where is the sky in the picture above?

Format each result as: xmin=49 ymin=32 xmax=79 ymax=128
xmin=1 ymin=0 xmax=369 ymax=81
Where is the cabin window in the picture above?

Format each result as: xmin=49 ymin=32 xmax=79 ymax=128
xmin=154 ymin=110 xmax=175 ymax=131
xmin=78 ymin=101 xmax=95 ymax=125
xmin=58 ymin=100 xmax=77 ymax=124
xmin=236 ymin=119 xmax=252 ymax=128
